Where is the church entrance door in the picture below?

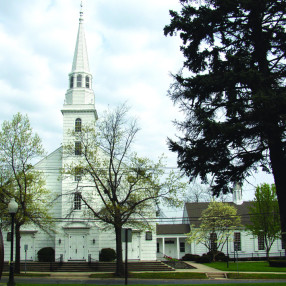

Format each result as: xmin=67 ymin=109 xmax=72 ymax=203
xmin=129 ymin=232 xmax=140 ymax=260
xmin=68 ymin=234 xmax=86 ymax=260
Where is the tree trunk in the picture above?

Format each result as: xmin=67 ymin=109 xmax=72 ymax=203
xmin=268 ymin=130 xmax=286 ymax=255
xmin=14 ymin=223 xmax=21 ymax=274
xmin=114 ymin=225 xmax=124 ymax=277
xmin=0 ymin=228 xmax=4 ymax=280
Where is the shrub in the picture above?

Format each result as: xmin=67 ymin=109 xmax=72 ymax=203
xmin=37 ymin=247 xmax=55 ymax=262
xmin=269 ymin=260 xmax=286 ymax=267
xmin=196 ymin=254 xmax=212 ymax=263
xmin=182 ymin=254 xmax=200 ymax=261
xmin=99 ymin=248 xmax=116 ymax=262
xmin=206 ymin=250 xmax=227 ymax=262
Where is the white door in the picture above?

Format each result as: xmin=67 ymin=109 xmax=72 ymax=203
xmin=20 ymin=234 xmax=35 ymax=261
xmin=68 ymin=234 xmax=86 ymax=260
xmin=129 ymin=232 xmax=140 ymax=260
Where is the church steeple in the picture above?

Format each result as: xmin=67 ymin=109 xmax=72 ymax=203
xmin=71 ymin=1 xmax=90 ymax=73
xmin=62 ymin=2 xmax=98 ymax=129
xmin=62 ymin=1 xmax=97 ymax=113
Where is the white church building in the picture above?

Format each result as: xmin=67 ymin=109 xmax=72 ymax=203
xmin=3 ymin=5 xmax=283 ymax=265
xmin=3 ymin=6 xmax=156 ymax=263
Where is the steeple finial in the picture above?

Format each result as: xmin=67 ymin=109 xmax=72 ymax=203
xmin=79 ymin=1 xmax=84 ymax=23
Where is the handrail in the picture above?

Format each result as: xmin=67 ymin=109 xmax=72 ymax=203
xmin=88 ymin=254 xmax=97 ymax=264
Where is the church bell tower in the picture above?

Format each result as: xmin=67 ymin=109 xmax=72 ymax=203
xmin=61 ymin=2 xmax=98 ymax=147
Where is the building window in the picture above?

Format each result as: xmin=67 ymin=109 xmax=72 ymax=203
xmin=70 ymin=76 xmax=74 ymax=88
xmin=234 ymin=232 xmax=241 ymax=251
xmin=146 ymin=231 xmax=152 ymax=240
xmin=75 ymin=167 xmax=82 ymax=181
xmin=180 ymin=242 xmax=185 ymax=253
xmin=210 ymin=232 xmax=217 ymax=252
xmin=75 ymin=118 xmax=82 ymax=132
xmin=157 ymin=242 xmax=160 ymax=253
xmin=74 ymin=192 xmax=81 ymax=210
xmin=75 ymin=141 xmax=82 ymax=155
xmin=165 ymin=240 xmax=175 ymax=244
xmin=86 ymin=76 xmax=90 ymax=88
xmin=258 ymin=234 xmax=265 ymax=250
xmin=282 ymin=238 xmax=285 ymax=250
xmin=77 ymin=74 xmax=82 ymax=87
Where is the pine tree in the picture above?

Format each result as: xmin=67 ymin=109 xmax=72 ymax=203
xmin=164 ymin=0 xmax=286 ymax=239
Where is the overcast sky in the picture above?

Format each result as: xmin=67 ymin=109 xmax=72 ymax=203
xmin=0 ymin=0 xmax=274 ymax=210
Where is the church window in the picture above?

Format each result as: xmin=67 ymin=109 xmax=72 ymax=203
xmin=145 ymin=231 xmax=152 ymax=240
xmin=75 ymin=167 xmax=82 ymax=181
xmin=74 ymin=192 xmax=81 ymax=210
xmin=210 ymin=232 xmax=217 ymax=251
xmin=77 ymin=74 xmax=82 ymax=87
xmin=180 ymin=242 xmax=185 ymax=253
xmin=85 ymin=76 xmax=90 ymax=88
xmin=75 ymin=141 xmax=82 ymax=156
xmin=258 ymin=234 xmax=265 ymax=250
xmin=70 ymin=76 xmax=74 ymax=88
xmin=75 ymin=118 xmax=82 ymax=132
xmin=234 ymin=232 xmax=241 ymax=251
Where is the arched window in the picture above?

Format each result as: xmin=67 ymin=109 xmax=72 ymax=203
xmin=75 ymin=118 xmax=82 ymax=132
xmin=77 ymin=74 xmax=82 ymax=87
xmin=85 ymin=76 xmax=90 ymax=88
xmin=74 ymin=192 xmax=81 ymax=210
xmin=70 ymin=76 xmax=74 ymax=88
xmin=75 ymin=141 xmax=82 ymax=156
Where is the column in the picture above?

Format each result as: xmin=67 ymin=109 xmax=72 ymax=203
xmin=177 ymin=237 xmax=180 ymax=259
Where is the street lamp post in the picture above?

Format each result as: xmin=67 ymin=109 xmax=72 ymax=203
xmin=7 ymin=198 xmax=18 ymax=286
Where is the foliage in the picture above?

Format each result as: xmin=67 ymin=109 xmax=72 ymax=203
xmin=269 ymin=260 xmax=286 ymax=267
xmin=196 ymin=254 xmax=212 ymax=263
xmin=181 ymin=253 xmax=200 ymax=261
xmin=99 ymin=248 xmax=117 ymax=262
xmin=164 ymin=0 xmax=286 ymax=237
xmin=164 ymin=255 xmax=179 ymax=262
xmin=207 ymin=251 xmax=227 ymax=262
xmin=186 ymin=201 xmax=241 ymax=261
xmin=0 ymin=113 xmax=53 ymax=272
xmin=37 ymin=247 xmax=55 ymax=262
xmin=246 ymin=184 xmax=281 ymax=259
xmin=63 ymin=104 xmax=186 ymax=276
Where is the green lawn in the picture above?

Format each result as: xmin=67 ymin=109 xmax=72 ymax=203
xmin=5 ymin=282 xmax=286 ymax=286
xmin=228 ymin=273 xmax=286 ymax=279
xmin=205 ymin=261 xmax=286 ymax=272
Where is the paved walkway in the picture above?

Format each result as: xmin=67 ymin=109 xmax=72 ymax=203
xmin=182 ymin=262 xmax=224 ymax=273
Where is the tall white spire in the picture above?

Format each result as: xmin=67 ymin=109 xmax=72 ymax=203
xmin=71 ymin=1 xmax=90 ymax=73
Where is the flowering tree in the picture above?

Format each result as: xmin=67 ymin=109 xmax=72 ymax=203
xmin=187 ymin=201 xmax=241 ymax=261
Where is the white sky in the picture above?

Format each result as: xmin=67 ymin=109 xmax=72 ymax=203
xmin=0 ymin=0 xmax=274 ymax=215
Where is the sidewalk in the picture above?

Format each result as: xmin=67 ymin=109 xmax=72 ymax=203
xmin=182 ymin=261 xmax=224 ymax=273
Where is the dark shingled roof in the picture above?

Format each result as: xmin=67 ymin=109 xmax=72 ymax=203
xmin=156 ymin=224 xmax=190 ymax=235
xmin=184 ymin=201 xmax=253 ymax=227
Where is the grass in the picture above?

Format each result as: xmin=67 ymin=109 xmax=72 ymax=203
xmin=205 ymin=261 xmax=286 ymax=272
xmin=5 ymin=282 xmax=286 ymax=286
xmin=228 ymin=272 xmax=286 ymax=279
xmin=2 ymin=273 xmax=50 ymax=277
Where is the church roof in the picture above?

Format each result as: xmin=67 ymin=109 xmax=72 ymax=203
xmin=156 ymin=224 xmax=190 ymax=235
xmin=184 ymin=201 xmax=253 ymax=227
xmin=71 ymin=2 xmax=90 ymax=73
